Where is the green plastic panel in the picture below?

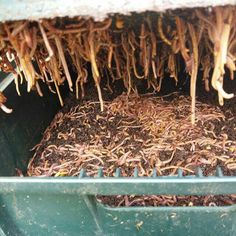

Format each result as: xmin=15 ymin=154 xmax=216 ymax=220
xmin=0 ymin=176 xmax=236 ymax=236
xmin=0 ymin=174 xmax=235 ymax=195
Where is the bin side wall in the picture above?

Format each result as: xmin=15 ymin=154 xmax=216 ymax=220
xmin=0 ymin=81 xmax=61 ymax=176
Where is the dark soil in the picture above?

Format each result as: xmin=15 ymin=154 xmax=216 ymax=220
xmin=98 ymin=194 xmax=236 ymax=207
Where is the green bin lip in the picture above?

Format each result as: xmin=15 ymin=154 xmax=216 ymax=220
xmin=0 ymin=176 xmax=235 ymax=196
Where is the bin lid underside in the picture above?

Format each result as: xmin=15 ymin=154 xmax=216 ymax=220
xmin=0 ymin=0 xmax=235 ymax=22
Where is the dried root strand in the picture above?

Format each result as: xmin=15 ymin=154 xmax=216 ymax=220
xmin=0 ymin=92 xmax=12 ymax=113
xmin=38 ymin=22 xmax=54 ymax=61
xmin=54 ymin=35 xmax=73 ymax=92
xmin=188 ymin=23 xmax=199 ymax=125
xmin=88 ymin=23 xmax=104 ymax=111
xmin=158 ymin=15 xmax=172 ymax=46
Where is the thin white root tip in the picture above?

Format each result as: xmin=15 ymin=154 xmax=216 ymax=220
xmin=1 ymin=104 xmax=13 ymax=114
xmin=216 ymin=81 xmax=234 ymax=100
xmin=218 ymin=93 xmax=224 ymax=106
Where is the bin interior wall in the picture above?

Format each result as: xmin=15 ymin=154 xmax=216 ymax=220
xmin=0 ymin=82 xmax=62 ymax=176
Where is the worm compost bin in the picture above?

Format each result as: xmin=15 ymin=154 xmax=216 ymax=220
xmin=0 ymin=1 xmax=236 ymax=235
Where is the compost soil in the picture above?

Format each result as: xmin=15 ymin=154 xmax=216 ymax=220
xmin=27 ymin=81 xmax=236 ymax=206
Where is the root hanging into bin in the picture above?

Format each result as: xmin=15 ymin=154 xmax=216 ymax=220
xmin=0 ymin=6 xmax=235 ymax=124
xmin=0 ymin=92 xmax=12 ymax=113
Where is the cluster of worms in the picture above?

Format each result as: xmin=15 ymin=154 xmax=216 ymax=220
xmin=98 ymin=194 xmax=236 ymax=207
xmin=0 ymin=6 xmax=235 ymax=124
xmin=28 ymin=94 xmax=236 ymax=177
xmin=27 ymin=93 xmax=236 ymax=205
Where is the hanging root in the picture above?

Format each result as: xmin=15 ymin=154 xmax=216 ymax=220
xmin=202 ymin=7 xmax=235 ymax=105
xmin=88 ymin=21 xmax=104 ymax=111
xmin=215 ymin=80 xmax=234 ymax=99
xmin=75 ymin=74 xmax=82 ymax=99
xmin=158 ymin=15 xmax=172 ymax=46
xmin=38 ymin=22 xmax=54 ymax=61
xmin=35 ymin=81 xmax=43 ymax=97
xmin=188 ymin=23 xmax=199 ymax=125
xmin=53 ymin=78 xmax=64 ymax=106
xmin=55 ymin=36 xmax=73 ymax=92
xmin=0 ymin=104 xmax=13 ymax=113
xmin=0 ymin=92 xmax=13 ymax=113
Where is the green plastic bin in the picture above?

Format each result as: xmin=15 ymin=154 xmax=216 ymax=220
xmin=0 ymin=82 xmax=236 ymax=236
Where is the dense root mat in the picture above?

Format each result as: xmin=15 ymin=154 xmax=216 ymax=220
xmin=0 ymin=6 xmax=236 ymax=121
